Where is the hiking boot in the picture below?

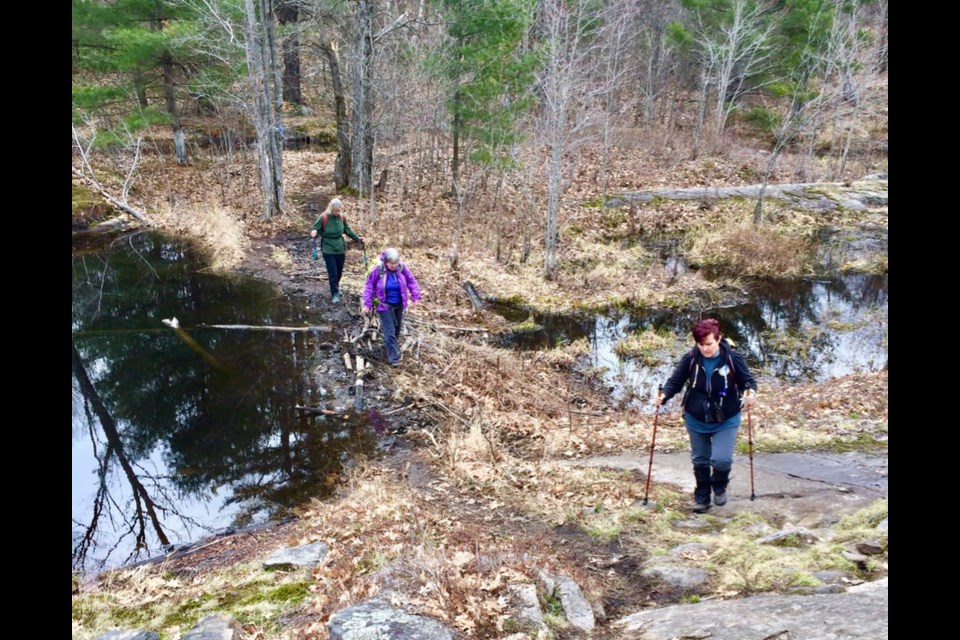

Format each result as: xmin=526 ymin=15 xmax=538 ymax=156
xmin=692 ymin=464 xmax=712 ymax=513
xmin=331 ymin=293 xmax=341 ymax=303
xmin=711 ymin=468 xmax=731 ymax=506
xmin=690 ymin=499 xmax=711 ymax=513
xmin=389 ymin=360 xmax=400 ymax=367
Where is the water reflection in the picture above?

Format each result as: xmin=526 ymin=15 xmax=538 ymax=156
xmin=72 ymin=232 xmax=376 ymax=574
xmin=491 ymin=272 xmax=887 ymax=406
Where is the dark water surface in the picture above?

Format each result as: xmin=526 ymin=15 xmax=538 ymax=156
xmin=491 ymin=255 xmax=887 ymax=408
xmin=72 ymin=232 xmax=376 ymax=574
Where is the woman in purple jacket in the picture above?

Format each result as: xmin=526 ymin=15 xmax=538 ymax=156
xmin=362 ymin=248 xmax=422 ymax=366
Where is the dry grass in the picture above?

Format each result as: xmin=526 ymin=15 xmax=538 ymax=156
xmin=613 ymin=328 xmax=677 ymax=359
xmin=686 ymin=214 xmax=814 ymax=278
xmin=150 ymin=200 xmax=249 ymax=270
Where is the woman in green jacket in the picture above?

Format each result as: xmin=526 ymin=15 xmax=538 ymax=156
xmin=310 ymin=197 xmax=364 ymax=303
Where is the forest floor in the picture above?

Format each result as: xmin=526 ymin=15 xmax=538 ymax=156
xmin=72 ymin=136 xmax=888 ymax=640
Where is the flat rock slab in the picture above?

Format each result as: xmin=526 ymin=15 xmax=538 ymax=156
xmin=263 ymin=541 xmax=329 ymax=569
xmin=641 ymin=565 xmax=712 ymax=591
xmin=328 ymin=599 xmax=454 ymax=640
xmin=568 ymin=451 xmax=886 ymax=526
xmin=95 ymin=632 xmax=159 ymax=640
xmin=613 ymin=579 xmax=887 ymax=639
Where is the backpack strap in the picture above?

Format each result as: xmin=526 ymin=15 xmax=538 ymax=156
xmin=320 ymin=211 xmax=346 ymax=234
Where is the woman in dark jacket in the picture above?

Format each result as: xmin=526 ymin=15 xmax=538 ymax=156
xmin=657 ymin=318 xmax=758 ymax=512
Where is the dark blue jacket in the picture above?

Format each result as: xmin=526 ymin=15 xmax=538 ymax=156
xmin=661 ymin=339 xmax=757 ymax=423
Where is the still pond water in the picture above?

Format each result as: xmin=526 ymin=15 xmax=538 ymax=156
xmin=72 ymin=231 xmax=377 ymax=574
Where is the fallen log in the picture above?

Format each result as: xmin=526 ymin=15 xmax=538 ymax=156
xmin=72 ymin=166 xmax=152 ymax=224
xmin=198 ymin=323 xmax=331 ymax=332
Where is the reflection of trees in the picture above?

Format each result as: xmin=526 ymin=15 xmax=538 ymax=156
xmin=72 ymin=341 xmax=171 ymax=572
xmin=72 ymin=233 xmax=376 ymax=572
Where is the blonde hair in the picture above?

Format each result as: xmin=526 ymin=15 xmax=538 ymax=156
xmin=324 ymin=197 xmax=343 ymax=215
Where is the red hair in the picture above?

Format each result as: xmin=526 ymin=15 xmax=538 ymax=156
xmin=692 ymin=318 xmax=721 ymax=344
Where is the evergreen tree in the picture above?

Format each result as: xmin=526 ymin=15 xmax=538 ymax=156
xmin=72 ymin=0 xmax=195 ymax=164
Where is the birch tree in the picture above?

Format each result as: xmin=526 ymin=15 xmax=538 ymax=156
xmin=535 ymin=0 xmax=612 ymax=280
xmin=242 ymin=0 xmax=286 ymax=219
xmin=751 ymin=0 xmax=844 ymax=223
xmin=673 ymin=0 xmax=780 ymax=151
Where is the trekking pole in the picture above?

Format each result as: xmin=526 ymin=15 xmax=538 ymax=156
xmin=642 ymin=385 xmax=663 ymax=506
xmin=746 ymin=405 xmax=756 ymax=501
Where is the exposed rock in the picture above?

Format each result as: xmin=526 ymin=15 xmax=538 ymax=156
xmin=536 ymin=571 xmax=596 ymax=631
xmin=507 ymin=583 xmax=547 ymax=632
xmin=756 ymin=527 xmax=820 ymax=546
xmin=876 ymin=516 xmax=888 ymax=531
xmin=181 ymin=614 xmax=244 ymax=640
xmin=641 ymin=565 xmax=712 ymax=591
xmin=671 ymin=518 xmax=714 ymax=531
xmin=604 ymin=180 xmax=888 ymax=213
xmin=613 ymin=580 xmax=887 ymax=639
xmin=95 ymin=631 xmax=159 ymax=640
xmin=848 ymin=576 xmax=887 ymax=593
xmin=263 ymin=541 xmax=329 ymax=569
xmin=855 ymin=539 xmax=885 ymax=555
xmin=812 ymin=570 xmax=846 ymax=584
xmin=841 ymin=549 xmax=870 ymax=564
xmin=813 ymin=584 xmax=847 ymax=594
xmin=668 ymin=542 xmax=712 ymax=558
xmin=555 ymin=575 xmax=596 ymax=632
xmin=744 ymin=522 xmax=775 ymax=536
xmin=328 ymin=599 xmax=454 ymax=640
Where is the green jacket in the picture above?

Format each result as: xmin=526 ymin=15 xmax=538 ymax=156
xmin=311 ymin=213 xmax=361 ymax=254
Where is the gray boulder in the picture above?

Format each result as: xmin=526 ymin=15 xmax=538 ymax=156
xmin=181 ymin=614 xmax=244 ymax=640
xmin=263 ymin=541 xmax=329 ymax=569
xmin=641 ymin=565 xmax=712 ymax=591
xmin=328 ymin=599 xmax=454 ymax=640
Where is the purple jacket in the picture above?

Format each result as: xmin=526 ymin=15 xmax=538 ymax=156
xmin=362 ymin=252 xmax=422 ymax=312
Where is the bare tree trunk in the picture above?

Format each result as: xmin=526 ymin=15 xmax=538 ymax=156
xmin=494 ymin=171 xmax=504 ymax=262
xmin=876 ymin=0 xmax=887 ymax=72
xmin=243 ymin=0 xmax=285 ymax=220
xmin=544 ymin=144 xmax=562 ymax=280
xmin=692 ymin=72 xmax=709 ymax=160
xmin=451 ymin=93 xmax=462 ymax=191
xmin=276 ymin=3 xmax=302 ymax=105
xmin=321 ymin=42 xmax=351 ymax=191
xmin=642 ymin=2 xmax=667 ymax=124
xmin=753 ymin=142 xmax=784 ymax=225
xmin=132 ymin=70 xmax=149 ymax=108
xmin=350 ymin=0 xmax=375 ymax=194
xmin=161 ymin=54 xmax=188 ymax=165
